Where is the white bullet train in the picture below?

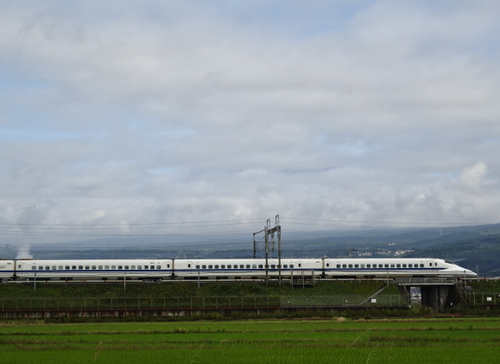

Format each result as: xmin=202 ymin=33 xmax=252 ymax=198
xmin=0 ymin=257 xmax=477 ymax=281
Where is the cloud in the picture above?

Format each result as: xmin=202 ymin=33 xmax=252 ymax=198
xmin=460 ymin=162 xmax=488 ymax=191
xmin=0 ymin=1 xmax=499 ymax=246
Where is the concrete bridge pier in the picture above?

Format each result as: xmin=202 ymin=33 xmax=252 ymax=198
xmin=421 ymin=285 xmax=457 ymax=312
xmin=396 ymin=278 xmax=462 ymax=312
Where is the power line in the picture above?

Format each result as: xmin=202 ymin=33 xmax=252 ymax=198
xmin=281 ymin=217 xmax=497 ymax=227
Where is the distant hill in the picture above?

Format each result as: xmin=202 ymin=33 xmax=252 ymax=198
xmin=402 ymin=232 xmax=500 ymax=276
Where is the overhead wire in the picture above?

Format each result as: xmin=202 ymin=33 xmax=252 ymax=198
xmin=0 ymin=216 xmax=497 ymax=239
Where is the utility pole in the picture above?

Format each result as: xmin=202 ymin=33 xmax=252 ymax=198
xmin=253 ymin=215 xmax=281 ymax=286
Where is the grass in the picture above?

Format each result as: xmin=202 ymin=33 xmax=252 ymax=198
xmin=1 ymin=318 xmax=500 ymax=363
xmin=0 ymin=280 xmax=399 ymax=297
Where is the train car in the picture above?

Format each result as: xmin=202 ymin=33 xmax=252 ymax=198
xmin=322 ymin=258 xmax=476 ymax=279
xmin=0 ymin=259 xmax=15 ymax=281
xmin=15 ymin=259 xmax=173 ymax=281
xmin=3 ymin=257 xmax=476 ymax=282
xmin=173 ymin=258 xmax=323 ymax=280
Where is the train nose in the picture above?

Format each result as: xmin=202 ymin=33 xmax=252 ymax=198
xmin=463 ymin=269 xmax=477 ymax=279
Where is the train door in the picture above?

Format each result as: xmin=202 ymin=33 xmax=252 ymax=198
xmin=321 ymin=257 xmax=327 ymax=278
xmin=295 ymin=260 xmax=304 ymax=280
xmin=186 ymin=261 xmax=194 ymax=278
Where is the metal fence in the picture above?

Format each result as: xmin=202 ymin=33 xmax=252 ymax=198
xmin=0 ymin=296 xmax=280 ymax=311
xmin=281 ymin=295 xmax=408 ymax=308
xmin=466 ymin=292 xmax=500 ymax=306
xmin=0 ymin=294 xmax=410 ymax=311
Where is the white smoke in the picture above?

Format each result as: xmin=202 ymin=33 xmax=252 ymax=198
xmin=16 ymin=205 xmax=43 ymax=259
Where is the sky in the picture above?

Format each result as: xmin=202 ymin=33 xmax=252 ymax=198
xmin=1 ymin=0 xmax=499 ymax=250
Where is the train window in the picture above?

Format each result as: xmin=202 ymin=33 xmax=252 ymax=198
xmin=31 ymin=266 xmax=35 ymax=270
xmin=298 ymin=264 xmax=302 ymax=268
xmin=360 ymin=264 xmax=365 ymax=268
xmin=270 ymin=265 xmax=275 ymax=269
xmin=337 ymin=264 xmax=341 ymax=268
xmin=202 ymin=265 xmax=206 ymax=269
xmin=117 ymin=265 xmax=122 ymax=270
xmin=290 ymin=265 xmax=294 ymax=269
xmin=98 ymin=265 xmax=103 ymax=270
xmin=78 ymin=266 xmax=83 ymax=270
xmin=384 ymin=264 xmax=389 ymax=268
xmin=420 ymin=264 xmax=424 ymax=268
xmin=124 ymin=265 xmax=129 ymax=270
xmin=252 ymin=265 xmax=257 ymax=269
xmin=390 ymin=264 xmax=395 ymax=268
xmin=111 ymin=265 xmax=116 ymax=270
xmin=354 ymin=264 xmax=359 ymax=268
xmin=396 ymin=264 xmax=401 ymax=268
xmin=156 ymin=265 xmax=161 ymax=269
xmin=367 ymin=264 xmax=371 ymax=268
xmin=408 ymin=264 xmax=413 ymax=268
xmin=130 ymin=265 xmax=135 ymax=270
xmin=221 ymin=265 xmax=225 ymax=269
xmin=65 ymin=266 xmax=70 ymax=270
xmin=150 ymin=265 xmax=155 ymax=270
xmin=348 ymin=264 xmax=353 ymax=268
xmin=214 ymin=265 xmax=219 ymax=269
xmin=244 ymin=265 xmax=249 ymax=269
xmin=326 ymin=263 xmax=330 ymax=267
xmin=208 ymin=265 xmax=213 ymax=269
xmin=402 ymin=264 xmax=406 ymax=268
xmin=105 ymin=265 xmax=109 ymax=270
xmin=378 ymin=264 xmax=383 ymax=268
xmin=144 ymin=266 xmax=149 ymax=270
xmin=72 ymin=266 xmax=77 ymax=270
xmin=429 ymin=263 xmax=432 ymax=267
xmin=92 ymin=265 xmax=96 ymax=270
xmin=167 ymin=264 xmax=170 ymax=268
xmin=342 ymin=264 xmax=347 ymax=268
xmin=195 ymin=265 xmax=199 ymax=269
xmin=44 ymin=266 xmax=49 ymax=270
xmin=259 ymin=264 xmax=264 ymax=269
xmin=284 ymin=265 xmax=288 ymax=269
xmin=240 ymin=265 xmax=244 ymax=269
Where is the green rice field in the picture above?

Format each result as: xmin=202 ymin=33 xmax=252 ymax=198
xmin=1 ymin=317 xmax=500 ymax=363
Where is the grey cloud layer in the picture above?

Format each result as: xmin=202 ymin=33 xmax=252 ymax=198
xmin=0 ymin=1 xmax=499 ymax=242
